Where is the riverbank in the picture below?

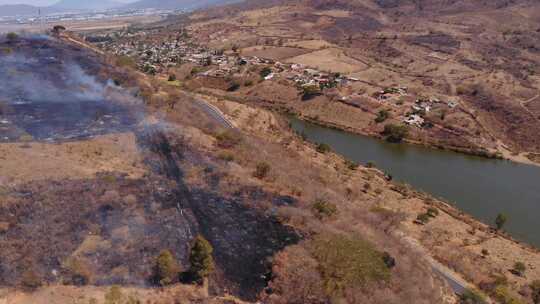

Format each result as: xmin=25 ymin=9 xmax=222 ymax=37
xmin=203 ymin=94 xmax=540 ymax=303
xmin=294 ymin=113 xmax=540 ymax=168
xmin=193 ymin=88 xmax=540 ymax=168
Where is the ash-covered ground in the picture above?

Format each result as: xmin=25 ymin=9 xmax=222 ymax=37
xmin=0 ymin=35 xmax=299 ymax=300
xmin=0 ymin=35 xmax=141 ymax=142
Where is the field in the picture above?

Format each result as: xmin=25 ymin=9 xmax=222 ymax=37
xmin=286 ymin=47 xmax=369 ymax=73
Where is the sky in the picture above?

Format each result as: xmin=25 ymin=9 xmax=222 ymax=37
xmin=0 ymin=0 xmax=135 ymax=5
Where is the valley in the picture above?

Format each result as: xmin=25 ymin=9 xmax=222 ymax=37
xmin=1 ymin=0 xmax=540 ymax=304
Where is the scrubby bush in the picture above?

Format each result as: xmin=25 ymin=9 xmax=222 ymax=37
xmin=116 ymin=56 xmax=136 ymax=68
xmin=530 ymin=280 xmax=540 ymax=304
xmin=260 ymin=67 xmax=272 ymax=78
xmin=65 ymin=257 xmax=92 ymax=285
xmin=493 ymin=285 xmax=524 ymax=304
xmin=344 ymin=159 xmax=358 ymax=170
xmin=310 ymin=234 xmax=390 ymax=296
xmin=416 ymin=213 xmax=430 ymax=224
xmin=253 ymin=162 xmax=271 ymax=179
xmin=459 ymin=289 xmax=487 ymax=304
xmin=227 ymin=81 xmax=241 ymax=92
xmin=217 ymin=151 xmax=235 ymax=162
xmin=155 ymin=250 xmax=180 ymax=286
xmin=382 ymin=124 xmax=409 ymax=143
xmin=189 ymin=235 xmax=215 ymax=283
xmin=495 ymin=213 xmax=507 ymax=230
xmin=105 ymin=285 xmax=124 ymax=304
xmin=312 ymin=200 xmax=338 ymax=219
xmin=168 ymin=74 xmax=177 ymax=81
xmin=375 ymin=109 xmax=390 ymax=123
xmin=512 ymin=262 xmax=526 ymax=277
xmin=316 ymin=143 xmax=331 ymax=154
xmin=426 ymin=207 xmax=439 ymax=217
xmin=6 ymin=32 xmax=18 ymax=41
xmin=215 ymin=130 xmax=242 ymax=148
xmin=301 ymin=84 xmax=321 ymax=100
xmin=21 ymin=269 xmax=42 ymax=291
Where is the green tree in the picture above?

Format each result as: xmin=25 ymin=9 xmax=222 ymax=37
xmin=382 ymin=124 xmax=409 ymax=143
xmin=495 ymin=213 xmax=507 ymax=230
xmin=155 ymin=250 xmax=180 ymax=286
xmin=189 ymin=235 xmax=215 ymax=283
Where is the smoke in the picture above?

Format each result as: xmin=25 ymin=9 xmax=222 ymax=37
xmin=0 ymin=54 xmax=134 ymax=104
xmin=0 ymin=36 xmax=144 ymax=141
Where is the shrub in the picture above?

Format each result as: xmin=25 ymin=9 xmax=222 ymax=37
xmin=416 ymin=213 xmax=430 ymax=224
xmin=530 ymin=280 xmax=540 ymax=304
xmin=168 ymin=74 xmax=177 ymax=81
xmin=382 ymin=252 xmax=396 ymax=268
xmin=253 ymin=162 xmax=271 ymax=179
xmin=493 ymin=285 xmax=524 ymax=304
xmin=316 ymin=143 xmax=331 ymax=154
xmin=189 ymin=235 xmax=215 ymax=283
xmin=481 ymin=249 xmax=489 ymax=256
xmin=155 ymin=250 xmax=180 ymax=286
xmin=301 ymin=84 xmax=321 ymax=100
xmin=426 ymin=207 xmax=439 ymax=217
xmin=227 ymin=82 xmax=240 ymax=92
xmin=260 ymin=67 xmax=272 ymax=78
xmin=310 ymin=234 xmax=390 ymax=296
xmin=6 ymin=32 xmax=18 ymax=41
xmin=344 ymin=159 xmax=358 ymax=170
xmin=105 ymin=285 xmax=124 ymax=304
xmin=495 ymin=213 xmax=507 ymax=230
xmin=244 ymin=80 xmax=253 ymax=86
xmin=512 ymin=262 xmax=526 ymax=277
xmin=21 ymin=269 xmax=42 ymax=291
xmin=215 ymin=130 xmax=242 ymax=148
xmin=382 ymin=124 xmax=409 ymax=143
xmin=116 ymin=56 xmax=136 ymax=68
xmin=459 ymin=288 xmax=487 ymax=304
xmin=375 ymin=109 xmax=390 ymax=123
xmin=312 ymin=200 xmax=338 ymax=219
xmin=217 ymin=151 xmax=234 ymax=162
xmin=65 ymin=258 xmax=92 ymax=285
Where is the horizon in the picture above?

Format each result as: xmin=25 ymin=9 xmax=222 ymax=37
xmin=0 ymin=0 xmax=136 ymax=6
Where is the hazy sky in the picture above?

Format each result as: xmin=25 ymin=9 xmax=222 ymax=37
xmin=0 ymin=0 xmax=135 ymax=5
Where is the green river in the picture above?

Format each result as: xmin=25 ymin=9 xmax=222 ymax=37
xmin=288 ymin=116 xmax=540 ymax=248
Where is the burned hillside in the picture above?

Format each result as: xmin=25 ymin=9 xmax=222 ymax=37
xmin=0 ymin=36 xmax=141 ymax=142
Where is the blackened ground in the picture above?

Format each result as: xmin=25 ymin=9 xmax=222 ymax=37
xmin=0 ymin=127 xmax=299 ymax=300
xmin=0 ymin=36 xmax=141 ymax=142
xmin=137 ymin=127 xmax=300 ymax=299
xmin=0 ymin=173 xmax=197 ymax=286
xmin=0 ymin=101 xmax=139 ymax=142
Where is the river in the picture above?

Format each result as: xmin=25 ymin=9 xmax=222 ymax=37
xmin=288 ymin=116 xmax=540 ymax=248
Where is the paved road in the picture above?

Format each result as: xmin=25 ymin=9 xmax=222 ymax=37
xmin=190 ymin=95 xmax=236 ymax=129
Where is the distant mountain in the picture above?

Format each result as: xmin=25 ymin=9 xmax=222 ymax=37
xmin=0 ymin=4 xmax=62 ymax=17
xmin=123 ymin=0 xmax=241 ymax=10
xmin=51 ymin=0 xmax=122 ymax=10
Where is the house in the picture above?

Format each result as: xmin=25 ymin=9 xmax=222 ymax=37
xmin=404 ymin=114 xmax=425 ymax=127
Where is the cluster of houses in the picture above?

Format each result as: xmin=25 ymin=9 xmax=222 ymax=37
xmin=95 ymin=30 xmax=363 ymax=92
xmin=404 ymin=97 xmax=460 ymax=127
xmin=374 ymin=86 xmax=409 ymax=101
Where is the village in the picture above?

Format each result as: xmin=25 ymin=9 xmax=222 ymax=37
xmin=91 ymin=28 xmax=462 ymax=131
